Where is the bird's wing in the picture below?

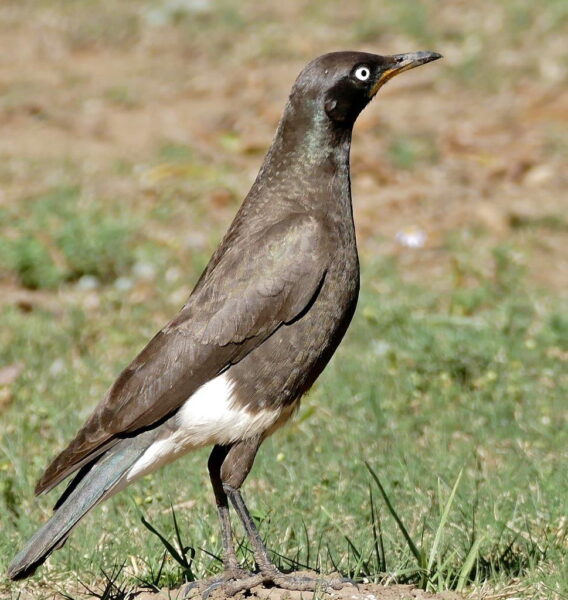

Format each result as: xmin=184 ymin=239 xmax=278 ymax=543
xmin=36 ymin=214 xmax=329 ymax=495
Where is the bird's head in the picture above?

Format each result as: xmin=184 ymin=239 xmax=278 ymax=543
xmin=289 ymin=50 xmax=442 ymax=129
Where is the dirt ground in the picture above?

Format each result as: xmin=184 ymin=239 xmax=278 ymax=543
xmin=139 ymin=577 xmax=462 ymax=600
xmin=1 ymin=1 xmax=567 ymax=297
xmin=3 ymin=580 xmax=462 ymax=600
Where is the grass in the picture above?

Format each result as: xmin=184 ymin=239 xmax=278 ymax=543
xmin=0 ymin=186 xmax=136 ymax=289
xmin=1 ymin=216 xmax=567 ymax=597
xmin=387 ymin=134 xmax=439 ymax=170
xmin=1 ymin=0 xmax=567 ymax=597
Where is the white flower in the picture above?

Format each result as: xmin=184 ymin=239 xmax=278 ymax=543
xmin=395 ymin=225 xmax=427 ymax=248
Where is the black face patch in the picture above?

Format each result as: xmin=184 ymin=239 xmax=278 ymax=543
xmin=324 ymin=76 xmax=371 ymax=124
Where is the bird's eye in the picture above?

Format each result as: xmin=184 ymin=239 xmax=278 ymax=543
xmin=354 ymin=66 xmax=371 ymax=81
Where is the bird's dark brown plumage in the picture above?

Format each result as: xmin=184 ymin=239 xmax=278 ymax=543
xmin=36 ymin=214 xmax=332 ymax=494
xmin=10 ymin=49 xmax=442 ymax=585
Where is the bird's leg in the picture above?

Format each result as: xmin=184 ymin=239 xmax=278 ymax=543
xmin=218 ymin=438 xmax=348 ymax=596
xmin=224 ymin=485 xmax=346 ymax=595
xmin=224 ymin=485 xmax=273 ymax=571
xmin=185 ymin=436 xmax=349 ymax=598
xmin=208 ymin=444 xmax=243 ymax=573
xmin=183 ymin=445 xmax=250 ymax=598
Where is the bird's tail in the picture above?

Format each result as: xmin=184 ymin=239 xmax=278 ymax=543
xmin=7 ymin=431 xmax=155 ymax=581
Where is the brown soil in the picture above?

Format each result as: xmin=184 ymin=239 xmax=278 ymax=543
xmin=138 ymin=573 xmax=462 ymax=600
xmin=2 ymin=580 xmax=462 ymax=600
xmin=1 ymin=1 xmax=567 ymax=296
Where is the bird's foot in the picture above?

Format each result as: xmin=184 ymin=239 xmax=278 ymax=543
xmin=182 ymin=567 xmax=253 ymax=599
xmin=218 ymin=568 xmax=353 ymax=597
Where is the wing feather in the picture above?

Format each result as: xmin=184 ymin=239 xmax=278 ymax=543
xmin=36 ymin=214 xmax=328 ymax=495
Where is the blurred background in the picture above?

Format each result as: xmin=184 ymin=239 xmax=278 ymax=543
xmin=1 ymin=1 xmax=567 ymax=599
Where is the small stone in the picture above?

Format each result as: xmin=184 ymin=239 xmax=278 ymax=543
xmin=0 ymin=363 xmax=24 ymax=386
xmin=371 ymin=340 xmax=390 ymax=356
xmin=49 ymin=359 xmax=66 ymax=376
xmin=165 ymin=267 xmax=182 ymax=283
xmin=76 ymin=275 xmax=100 ymax=291
xmin=133 ymin=261 xmax=156 ymax=281
xmin=114 ymin=277 xmax=134 ymax=291
xmin=523 ymin=164 xmax=554 ymax=186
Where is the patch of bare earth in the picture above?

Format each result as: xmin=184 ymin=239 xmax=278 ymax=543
xmin=139 ymin=574 xmax=462 ymax=600
xmin=1 ymin=1 xmax=566 ymax=297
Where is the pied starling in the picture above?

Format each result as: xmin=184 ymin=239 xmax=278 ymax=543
xmin=8 ymin=50 xmax=442 ymax=594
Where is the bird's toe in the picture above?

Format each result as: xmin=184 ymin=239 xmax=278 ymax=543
xmin=182 ymin=568 xmax=254 ymax=599
xmin=183 ymin=568 xmax=353 ymax=598
xmin=270 ymin=571 xmax=348 ymax=592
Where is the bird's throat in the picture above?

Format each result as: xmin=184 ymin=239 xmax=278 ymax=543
xmin=246 ymin=105 xmax=354 ymax=215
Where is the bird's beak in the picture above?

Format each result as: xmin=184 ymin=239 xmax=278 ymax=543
xmin=370 ymin=51 xmax=442 ymax=97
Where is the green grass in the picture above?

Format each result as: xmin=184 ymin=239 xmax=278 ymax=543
xmin=1 ymin=0 xmax=567 ymax=596
xmin=387 ymin=134 xmax=440 ymax=170
xmin=1 ymin=229 xmax=566 ymax=598
xmin=0 ymin=186 xmax=136 ymax=289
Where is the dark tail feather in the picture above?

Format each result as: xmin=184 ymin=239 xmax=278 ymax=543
xmin=52 ymin=457 xmax=102 ymax=511
xmin=8 ymin=431 xmax=154 ymax=580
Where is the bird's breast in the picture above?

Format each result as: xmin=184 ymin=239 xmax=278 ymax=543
xmin=228 ymin=242 xmax=359 ymax=415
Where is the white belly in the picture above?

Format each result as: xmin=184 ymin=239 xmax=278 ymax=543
xmin=124 ymin=372 xmax=283 ymax=483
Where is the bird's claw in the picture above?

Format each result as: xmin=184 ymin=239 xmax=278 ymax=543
xmin=182 ymin=568 xmax=253 ymax=599
xmin=270 ymin=570 xmax=349 ymax=592
xmin=194 ymin=569 xmax=353 ymax=597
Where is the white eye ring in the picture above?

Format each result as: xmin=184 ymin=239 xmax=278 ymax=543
xmin=355 ymin=66 xmax=371 ymax=81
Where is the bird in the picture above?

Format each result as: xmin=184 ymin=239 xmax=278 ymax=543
xmin=8 ymin=50 xmax=442 ymax=594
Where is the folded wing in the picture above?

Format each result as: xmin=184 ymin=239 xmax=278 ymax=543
xmin=35 ymin=214 xmax=329 ymax=495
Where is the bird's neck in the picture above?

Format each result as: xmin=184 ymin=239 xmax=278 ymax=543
xmin=280 ymin=103 xmax=352 ymax=163
xmin=272 ymin=102 xmax=352 ymax=169
xmin=251 ymin=103 xmax=354 ymax=212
